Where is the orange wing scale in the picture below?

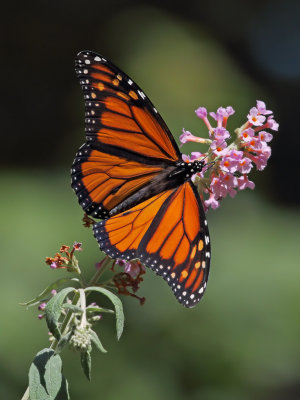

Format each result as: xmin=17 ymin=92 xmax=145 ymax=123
xmin=98 ymin=190 xmax=172 ymax=252
xmin=131 ymin=106 xmax=178 ymax=159
xmin=104 ymin=96 xmax=132 ymax=117
xmin=145 ymin=183 xmax=201 ymax=268
xmin=92 ymin=64 xmax=114 ymax=75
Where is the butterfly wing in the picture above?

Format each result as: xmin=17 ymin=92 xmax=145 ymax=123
xmin=93 ymin=181 xmax=211 ymax=307
xmin=72 ymin=51 xmax=181 ymax=218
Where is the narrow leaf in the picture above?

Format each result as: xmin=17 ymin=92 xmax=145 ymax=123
xmin=45 ymin=287 xmax=76 ymax=339
xmin=20 ymin=278 xmax=80 ymax=307
xmin=86 ymin=306 xmax=114 ymax=314
xmin=80 ymin=351 xmax=92 ymax=381
xmin=29 ymin=348 xmax=69 ymax=400
xmin=90 ymin=329 xmax=107 ymax=353
xmin=85 ymin=286 xmax=124 ymax=340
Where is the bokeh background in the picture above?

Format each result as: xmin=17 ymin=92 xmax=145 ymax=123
xmin=1 ymin=1 xmax=300 ymax=399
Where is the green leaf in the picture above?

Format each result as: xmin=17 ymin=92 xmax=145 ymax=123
xmin=62 ymin=303 xmax=83 ymax=313
xmin=45 ymin=288 xmax=76 ymax=339
xmin=29 ymin=348 xmax=69 ymax=400
xmin=56 ymin=331 xmax=73 ymax=354
xmin=86 ymin=306 xmax=114 ymax=314
xmin=85 ymin=286 xmax=124 ymax=340
xmin=90 ymin=329 xmax=107 ymax=353
xmin=80 ymin=351 xmax=92 ymax=381
xmin=20 ymin=278 xmax=80 ymax=308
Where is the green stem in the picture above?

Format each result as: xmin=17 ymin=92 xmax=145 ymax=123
xmin=89 ymin=256 xmax=112 ymax=286
xmin=97 ymin=277 xmax=114 ymax=286
xmin=78 ymin=289 xmax=87 ymax=329
xmin=52 ymin=291 xmax=81 ymax=351
xmin=77 ymin=270 xmax=87 ymax=288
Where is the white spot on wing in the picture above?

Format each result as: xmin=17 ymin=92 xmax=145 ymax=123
xmin=138 ymin=90 xmax=146 ymax=99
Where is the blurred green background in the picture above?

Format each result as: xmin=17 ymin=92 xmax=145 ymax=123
xmin=2 ymin=1 xmax=300 ymax=399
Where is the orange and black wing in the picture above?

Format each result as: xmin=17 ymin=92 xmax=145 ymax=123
xmin=93 ymin=182 xmax=211 ymax=307
xmin=72 ymin=51 xmax=181 ymax=218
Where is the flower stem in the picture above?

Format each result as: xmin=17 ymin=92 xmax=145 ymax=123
xmin=78 ymin=289 xmax=87 ymax=329
xmin=89 ymin=256 xmax=112 ymax=286
xmin=52 ymin=290 xmax=81 ymax=350
xmin=195 ymin=137 xmax=212 ymax=144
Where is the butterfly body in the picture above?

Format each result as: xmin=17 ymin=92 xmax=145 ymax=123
xmin=72 ymin=51 xmax=211 ymax=307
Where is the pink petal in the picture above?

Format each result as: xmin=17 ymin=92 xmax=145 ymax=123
xmin=195 ymin=107 xmax=207 ymax=119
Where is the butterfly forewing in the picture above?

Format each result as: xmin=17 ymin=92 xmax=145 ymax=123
xmin=75 ymin=51 xmax=181 ymax=162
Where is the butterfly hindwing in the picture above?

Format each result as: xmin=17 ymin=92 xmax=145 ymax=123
xmin=93 ymin=182 xmax=211 ymax=307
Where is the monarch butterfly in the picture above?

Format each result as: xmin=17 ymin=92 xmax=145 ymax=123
xmin=71 ymin=51 xmax=211 ymax=307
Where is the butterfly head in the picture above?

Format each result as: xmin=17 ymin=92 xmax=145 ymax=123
xmin=191 ymin=160 xmax=206 ymax=172
xmin=172 ymin=160 xmax=205 ymax=181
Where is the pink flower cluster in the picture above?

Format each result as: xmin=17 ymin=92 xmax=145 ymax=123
xmin=179 ymin=100 xmax=278 ymax=210
xmin=45 ymin=242 xmax=82 ymax=270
